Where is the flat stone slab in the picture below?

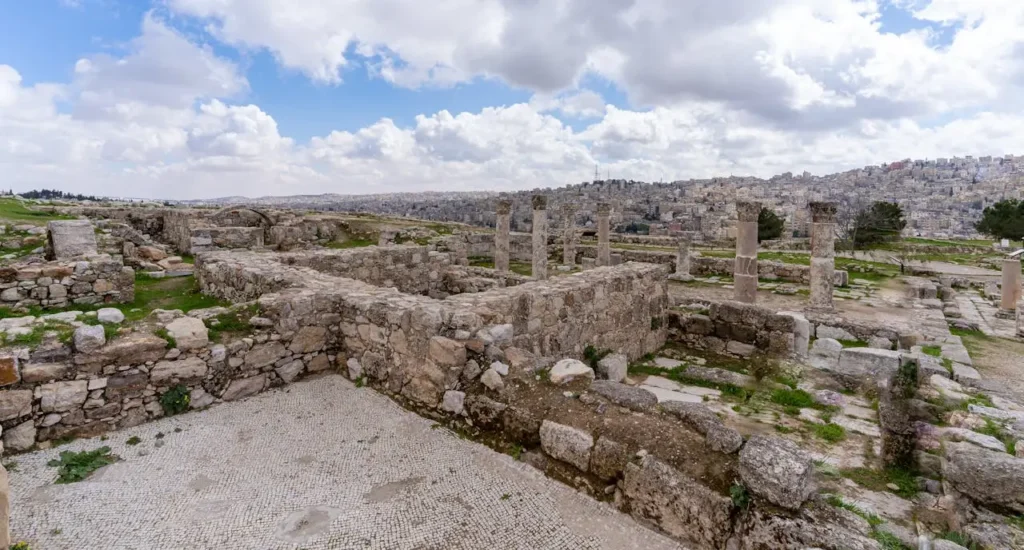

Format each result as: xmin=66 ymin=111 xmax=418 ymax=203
xmin=638 ymin=384 xmax=704 ymax=404
xmin=653 ymin=357 xmax=684 ymax=369
xmin=6 ymin=376 xmax=680 ymax=550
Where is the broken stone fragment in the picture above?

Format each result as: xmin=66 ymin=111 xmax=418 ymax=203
xmin=73 ymin=325 xmax=106 ymax=353
xmin=539 ymin=420 xmax=593 ymax=471
xmin=165 ymin=317 xmax=209 ymax=351
xmin=596 ymin=353 xmax=627 ymax=382
xmin=588 ymin=380 xmax=656 ymax=412
xmin=480 ymin=367 xmax=504 ymax=392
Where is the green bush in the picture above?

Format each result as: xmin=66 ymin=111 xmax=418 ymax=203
xmin=729 ymin=482 xmax=750 ymax=509
xmin=160 ymin=385 xmax=191 ymax=416
xmin=770 ymin=388 xmax=815 ymax=409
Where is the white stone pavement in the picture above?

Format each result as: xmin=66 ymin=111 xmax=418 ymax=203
xmin=6 ymin=375 xmax=684 ymax=550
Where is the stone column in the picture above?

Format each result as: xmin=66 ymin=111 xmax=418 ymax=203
xmin=734 ymin=201 xmax=761 ymax=303
xmin=668 ymin=238 xmax=693 ymax=282
xmin=532 ymin=195 xmax=548 ymax=280
xmin=1001 ymin=258 xmax=1022 ymax=311
xmin=809 ymin=202 xmax=838 ymax=310
xmin=597 ymin=202 xmax=611 ymax=267
xmin=495 ymin=199 xmax=511 ymax=274
xmin=561 ymin=203 xmax=577 ymax=267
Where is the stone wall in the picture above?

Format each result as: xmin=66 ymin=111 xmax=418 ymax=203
xmin=692 ymin=256 xmax=848 ymax=286
xmin=0 ymin=258 xmax=134 ymax=309
xmin=189 ymin=227 xmax=264 ymax=253
xmin=162 ymin=211 xmax=194 ymax=255
xmin=0 ymin=309 xmax=336 ymax=454
xmin=669 ymin=301 xmax=809 ymax=358
xmin=274 ymin=245 xmax=454 ymax=297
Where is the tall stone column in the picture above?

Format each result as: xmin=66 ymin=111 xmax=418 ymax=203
xmin=734 ymin=201 xmax=761 ymax=303
xmin=495 ymin=199 xmax=511 ymax=274
xmin=561 ymin=203 xmax=577 ymax=267
xmin=809 ymin=202 xmax=837 ymax=310
xmin=532 ymin=195 xmax=548 ymax=280
xmin=1000 ymin=258 xmax=1021 ymax=311
xmin=597 ymin=202 xmax=611 ymax=267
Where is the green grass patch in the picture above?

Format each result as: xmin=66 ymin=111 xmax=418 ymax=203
xmin=629 ymin=363 xmax=752 ymax=402
xmin=125 ymin=274 xmax=227 ymax=323
xmin=154 ymin=327 xmax=176 ymax=349
xmin=509 ymin=261 xmax=532 ymax=276
xmin=838 ymin=339 xmax=869 ymax=348
xmin=769 ymin=388 xmax=816 ymax=408
xmin=0 ymin=320 xmax=75 ymax=347
xmin=825 ymin=494 xmax=882 ymax=526
xmin=975 ymin=417 xmax=1017 ymax=454
xmin=812 ymin=422 xmax=847 ymax=443
xmin=840 ymin=466 xmax=918 ymax=498
xmin=205 ymin=304 xmax=258 ymax=342
xmin=0 ymin=198 xmax=77 ymax=224
xmin=47 ymin=446 xmax=117 ymax=483
xmin=871 ymin=529 xmax=910 ymax=550
xmin=468 ymin=256 xmax=494 ymax=268
xmin=921 ymin=345 xmax=942 ymax=357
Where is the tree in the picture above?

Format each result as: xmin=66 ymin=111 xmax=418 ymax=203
xmin=757 ymin=207 xmax=784 ymax=242
xmin=975 ymin=199 xmax=1024 ymax=244
xmin=852 ymin=201 xmax=906 ymax=249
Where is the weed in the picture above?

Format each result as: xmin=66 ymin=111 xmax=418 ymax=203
xmin=773 ymin=375 xmax=799 ymax=389
xmin=783 ymin=406 xmax=801 ymax=416
xmin=126 ymin=436 xmax=141 ymax=446
xmin=2 ymin=460 xmax=19 ymax=472
xmin=205 ymin=304 xmax=258 ymax=342
xmin=1008 ymin=515 xmax=1024 ymax=532
xmin=871 ymin=529 xmax=909 ymax=550
xmin=975 ymin=417 xmax=1017 ymax=454
xmin=500 ymin=493 xmax=511 ymax=501
xmin=812 ymin=423 xmax=847 ymax=443
xmin=941 ymin=357 xmax=954 ymax=374
xmin=47 ymin=446 xmax=116 ymax=483
xmin=770 ymin=388 xmax=816 ymax=409
xmin=51 ymin=528 xmax=62 ymax=535
xmin=729 ymin=482 xmax=750 ymax=509
xmin=10 ymin=541 xmax=32 ymax=550
xmin=508 ymin=444 xmax=523 ymax=461
xmin=922 ymin=345 xmax=942 ymax=357
xmin=154 ymin=328 xmax=177 ymax=349
xmin=650 ymin=316 xmax=663 ymax=330
xmin=583 ymin=345 xmax=611 ymax=370
xmin=159 ymin=385 xmax=191 ymax=416
xmin=355 ymin=376 xmax=366 ymax=388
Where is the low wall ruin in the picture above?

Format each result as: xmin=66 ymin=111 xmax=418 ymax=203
xmin=0 ymin=258 xmax=134 ymax=309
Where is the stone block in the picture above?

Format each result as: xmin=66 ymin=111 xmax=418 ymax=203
xmin=245 ymin=342 xmax=287 ymax=369
xmin=150 ymin=357 xmax=208 ymax=385
xmin=288 ymin=326 xmax=327 ymax=354
xmin=0 ymin=357 xmax=17 ymax=387
xmin=19 ymin=363 xmax=67 ymax=384
xmin=97 ymin=308 xmax=125 ymax=324
xmin=165 ymin=317 xmax=209 ymax=351
xmin=0 ymin=390 xmax=33 ymax=421
xmin=595 ymin=353 xmax=627 ymax=382
xmin=836 ymin=347 xmax=901 ymax=380
xmin=589 ymin=437 xmax=632 ymax=480
xmin=588 ymin=380 xmax=657 ymax=412
xmin=539 ymin=420 xmax=593 ymax=471
xmin=275 ymin=359 xmax=304 ymax=383
xmin=73 ymin=325 xmax=106 ymax=353
xmin=3 ymin=420 xmax=36 ymax=452
xmin=739 ymin=435 xmax=815 ymax=510
xmin=548 ymin=359 xmax=594 ymax=385
xmin=47 ymin=220 xmax=98 ymax=260
xmin=440 ymin=390 xmax=466 ymax=415
xmin=39 ymin=380 xmax=89 ymax=413
xmin=221 ymin=374 xmax=267 ymax=401
xmin=428 ymin=336 xmax=466 ymax=367
xmin=944 ymin=441 xmax=1024 ymax=513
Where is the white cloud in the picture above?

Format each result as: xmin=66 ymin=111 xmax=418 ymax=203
xmin=4 ymin=2 xmax=1024 ymax=198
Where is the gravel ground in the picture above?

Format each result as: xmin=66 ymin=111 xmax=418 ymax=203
xmin=5 ymin=375 xmax=684 ymax=550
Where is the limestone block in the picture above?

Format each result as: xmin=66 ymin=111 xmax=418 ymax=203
xmin=244 ymin=342 xmax=287 ymax=369
xmin=480 ymin=367 xmax=504 ymax=391
xmin=836 ymin=347 xmax=901 ymax=380
xmin=73 ymin=325 xmax=106 ymax=353
xmin=221 ymin=374 xmax=267 ymax=401
xmin=150 ymin=357 xmax=208 ymax=386
xmin=589 ymin=436 xmax=632 ymax=480
xmin=346 ymin=357 xmax=363 ymax=380
xmin=539 ymin=420 xmax=593 ymax=471
xmin=588 ymin=380 xmax=657 ymax=412
xmin=3 ymin=420 xmax=36 ymax=452
xmin=19 ymin=363 xmax=67 ymax=384
xmin=548 ymin=359 xmax=594 ymax=385
xmin=97 ymin=308 xmax=125 ymax=324
xmin=944 ymin=441 xmax=1024 ymax=513
xmin=810 ymin=338 xmax=843 ymax=359
xmin=47 ymin=220 xmax=98 ymax=260
xmin=739 ymin=435 xmax=815 ymax=510
xmin=0 ymin=390 xmax=33 ymax=421
xmin=441 ymin=390 xmax=466 ymax=415
xmin=288 ymin=326 xmax=327 ymax=354
xmin=165 ymin=317 xmax=209 ymax=351
xmin=39 ymin=380 xmax=88 ymax=413
xmin=596 ymin=353 xmax=627 ymax=382
xmin=621 ymin=456 xmax=734 ymax=548
xmin=816 ymin=325 xmax=856 ymax=341
xmin=428 ymin=336 xmax=466 ymax=367
xmin=0 ymin=357 xmax=16 ymax=387
xmin=275 ymin=359 xmax=305 ymax=383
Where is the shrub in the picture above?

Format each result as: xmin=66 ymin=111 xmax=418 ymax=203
xmin=160 ymin=385 xmax=191 ymax=416
xmin=729 ymin=482 xmax=750 ymax=509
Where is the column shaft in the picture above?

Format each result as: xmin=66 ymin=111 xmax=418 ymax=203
xmin=597 ymin=203 xmax=611 ymax=267
xmin=734 ymin=201 xmax=761 ymax=303
xmin=495 ymin=200 xmax=511 ymax=274
xmin=532 ymin=195 xmax=548 ymax=280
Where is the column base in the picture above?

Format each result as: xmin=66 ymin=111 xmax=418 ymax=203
xmin=733 ymin=274 xmax=758 ymax=304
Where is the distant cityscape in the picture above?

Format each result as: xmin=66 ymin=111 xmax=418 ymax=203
xmin=161 ymin=153 xmax=1022 ymax=241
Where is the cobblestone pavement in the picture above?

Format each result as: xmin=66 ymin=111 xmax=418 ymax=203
xmin=6 ymin=375 xmax=685 ymax=550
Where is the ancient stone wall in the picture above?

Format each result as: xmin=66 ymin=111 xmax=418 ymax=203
xmin=669 ymin=301 xmax=808 ymax=358
xmin=162 ymin=211 xmax=195 ymax=255
xmin=692 ymin=256 xmax=848 ymax=286
xmin=0 ymin=309 xmax=336 ymax=453
xmin=0 ymin=259 xmax=134 ymax=309
xmin=189 ymin=227 xmax=265 ymax=253
xmin=274 ymin=246 xmax=454 ymax=297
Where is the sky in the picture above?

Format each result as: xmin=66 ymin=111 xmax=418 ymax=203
xmin=1 ymin=0 xmax=1023 ymax=199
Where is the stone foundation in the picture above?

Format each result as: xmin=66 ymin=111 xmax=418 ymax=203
xmin=0 ymin=258 xmax=134 ymax=309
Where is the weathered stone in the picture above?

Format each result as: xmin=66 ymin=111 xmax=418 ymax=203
xmin=588 ymin=380 xmax=657 ymax=412
xmin=0 ymin=356 xmax=16 ymax=387
xmin=739 ymin=435 xmax=815 ymax=510
xmin=539 ymin=420 xmax=593 ymax=471
xmin=275 ymin=359 xmax=305 ymax=383
xmin=307 ymin=354 xmax=330 ymax=372
xmin=428 ymin=336 xmax=466 ymax=367
xmin=465 ymin=394 xmax=506 ymax=429
xmin=346 ymin=357 xmax=363 ymax=380
xmin=17 ymin=362 xmax=66 ymax=385
xmin=943 ymin=441 xmax=1024 ymax=513
xmin=3 ymin=420 xmax=36 ymax=452
xmin=589 ymin=436 xmax=632 ymax=480
xmin=731 ymin=502 xmax=879 ymax=550
xmin=661 ymin=400 xmax=744 ymax=453
xmin=810 ymin=338 xmax=843 ymax=359
xmin=46 ymin=220 xmax=98 ymax=260
xmin=836 ymin=347 xmax=901 ymax=381
xmin=0 ymin=390 xmax=33 ymax=421
xmin=39 ymin=380 xmax=88 ymax=413
xmin=96 ymin=308 xmax=125 ymax=324
xmin=165 ymin=317 xmax=209 ymax=351
xmin=77 ymin=333 xmax=167 ymax=368
xmin=104 ymin=373 xmax=148 ymax=401
xmin=440 ymin=390 xmax=466 ymax=415
xmin=621 ymin=455 xmax=734 ymax=548
xmin=727 ymin=340 xmax=756 ymax=357
xmin=480 ymin=367 xmax=504 ymax=391
xmin=548 ymin=359 xmax=594 ymax=385
xmin=150 ymin=357 xmax=208 ymax=385
xmin=816 ymin=325 xmax=856 ymax=341
xmin=73 ymin=325 xmax=106 ymax=353
xmin=221 ymin=374 xmax=267 ymax=401
xmin=245 ymin=341 xmax=287 ymax=369
xmin=596 ymin=353 xmax=627 ymax=382
xmin=288 ymin=326 xmax=327 ymax=354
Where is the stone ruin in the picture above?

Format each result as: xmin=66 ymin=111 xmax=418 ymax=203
xmin=1 ymin=198 xmax=1024 ymax=549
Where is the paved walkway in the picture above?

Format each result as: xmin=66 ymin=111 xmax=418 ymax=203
xmin=6 ymin=375 xmax=683 ymax=550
